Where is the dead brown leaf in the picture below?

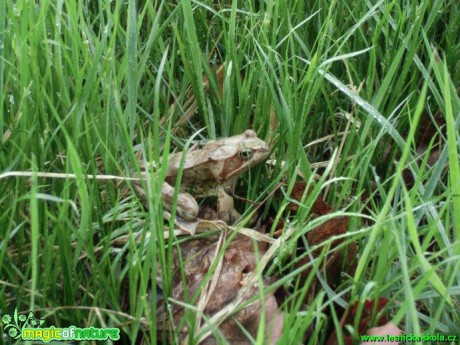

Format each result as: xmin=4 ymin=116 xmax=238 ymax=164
xmin=326 ymin=298 xmax=399 ymax=345
xmin=156 ymin=235 xmax=282 ymax=344
xmin=271 ymin=182 xmax=356 ymax=297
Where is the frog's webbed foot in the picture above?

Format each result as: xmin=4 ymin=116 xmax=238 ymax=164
xmin=163 ymin=210 xmax=199 ymax=235
xmin=217 ymin=187 xmax=241 ymax=224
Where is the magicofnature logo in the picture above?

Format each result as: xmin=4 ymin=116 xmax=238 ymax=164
xmin=2 ymin=309 xmax=45 ymax=340
xmin=2 ymin=308 xmax=120 ymax=342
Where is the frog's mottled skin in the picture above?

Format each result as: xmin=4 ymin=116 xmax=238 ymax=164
xmin=166 ymin=130 xmax=269 ymax=196
xmin=137 ymin=130 xmax=269 ymax=223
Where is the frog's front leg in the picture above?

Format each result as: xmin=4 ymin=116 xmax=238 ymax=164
xmin=133 ymin=181 xmax=199 ymax=221
xmin=217 ymin=186 xmax=241 ymax=224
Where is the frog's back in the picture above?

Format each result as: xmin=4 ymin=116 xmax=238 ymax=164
xmin=166 ymin=148 xmax=215 ymax=178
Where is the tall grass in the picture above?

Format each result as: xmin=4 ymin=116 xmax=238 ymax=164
xmin=1 ymin=0 xmax=459 ymax=344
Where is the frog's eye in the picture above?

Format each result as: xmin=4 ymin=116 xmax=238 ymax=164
xmin=239 ymin=148 xmax=253 ymax=160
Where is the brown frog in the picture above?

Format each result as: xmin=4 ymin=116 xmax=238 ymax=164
xmin=135 ymin=130 xmax=269 ymax=224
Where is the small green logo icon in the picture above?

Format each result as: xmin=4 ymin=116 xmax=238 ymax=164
xmin=2 ymin=309 xmax=45 ymax=339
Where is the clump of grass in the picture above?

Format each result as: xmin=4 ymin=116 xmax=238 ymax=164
xmin=1 ymin=0 xmax=459 ymax=344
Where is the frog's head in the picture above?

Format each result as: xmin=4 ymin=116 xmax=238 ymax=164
xmin=210 ymin=130 xmax=269 ymax=182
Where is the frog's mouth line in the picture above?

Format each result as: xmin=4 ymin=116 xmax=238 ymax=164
xmin=220 ymin=147 xmax=269 ymax=181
